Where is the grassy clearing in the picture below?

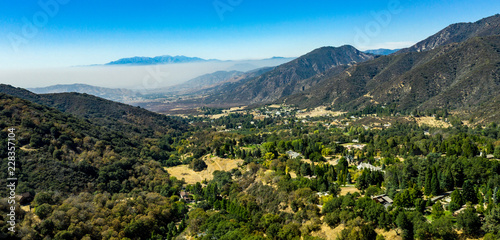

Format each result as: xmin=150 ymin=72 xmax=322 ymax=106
xmin=166 ymin=156 xmax=243 ymax=185
xmin=311 ymin=223 xmax=402 ymax=240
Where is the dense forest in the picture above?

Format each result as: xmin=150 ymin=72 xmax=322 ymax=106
xmin=1 ymin=91 xmax=500 ymax=240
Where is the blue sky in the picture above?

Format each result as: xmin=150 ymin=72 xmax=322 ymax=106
xmin=1 ymin=0 xmax=500 ymax=68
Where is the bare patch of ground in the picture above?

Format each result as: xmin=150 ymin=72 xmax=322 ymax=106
xmin=408 ymin=116 xmax=451 ymax=128
xmin=311 ymin=223 xmax=344 ymax=240
xmin=339 ymin=186 xmax=360 ymax=196
xmin=166 ymin=156 xmax=243 ymax=184
xmin=375 ymin=229 xmax=402 ymax=240
xmin=297 ymin=106 xmax=345 ymax=119
xmin=312 ymin=223 xmax=401 ymax=240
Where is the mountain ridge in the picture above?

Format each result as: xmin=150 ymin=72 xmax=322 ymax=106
xmin=282 ymin=35 xmax=500 ymax=122
xmin=0 ymin=84 xmax=186 ymax=137
xmin=28 ymin=83 xmax=138 ymax=103
xmin=397 ymin=14 xmax=500 ymax=54
xmin=198 ymin=45 xmax=376 ymax=106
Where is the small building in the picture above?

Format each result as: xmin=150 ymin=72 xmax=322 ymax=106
xmin=286 ymin=150 xmax=302 ymax=159
xmin=17 ymin=192 xmax=34 ymax=205
xmin=357 ymin=163 xmax=383 ymax=172
xmin=430 ymin=191 xmax=453 ymax=203
xmin=180 ymin=191 xmax=192 ymax=203
xmin=372 ymin=194 xmax=393 ymax=208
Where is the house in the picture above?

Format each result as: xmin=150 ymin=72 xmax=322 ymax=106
xmin=16 ymin=192 xmax=34 ymax=205
xmin=372 ymin=194 xmax=393 ymax=208
xmin=180 ymin=191 xmax=192 ymax=203
xmin=357 ymin=163 xmax=383 ymax=172
xmin=345 ymin=144 xmax=366 ymax=151
xmin=430 ymin=191 xmax=453 ymax=203
xmin=286 ymin=150 xmax=302 ymax=159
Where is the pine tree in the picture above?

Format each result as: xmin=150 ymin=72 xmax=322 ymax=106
xmin=424 ymin=167 xmax=432 ymax=195
xmin=462 ymin=181 xmax=478 ymax=204
xmin=396 ymin=212 xmax=414 ymax=240
xmin=451 ymin=189 xmax=464 ymax=206
xmin=431 ymin=173 xmax=441 ymax=196
xmin=442 ymin=170 xmax=454 ymax=191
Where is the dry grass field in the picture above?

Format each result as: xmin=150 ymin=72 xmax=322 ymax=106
xmin=296 ymin=106 xmax=345 ymax=119
xmin=339 ymin=186 xmax=361 ymax=196
xmin=311 ymin=223 xmax=402 ymax=240
xmin=408 ymin=116 xmax=452 ymax=128
xmin=166 ymin=156 xmax=243 ymax=184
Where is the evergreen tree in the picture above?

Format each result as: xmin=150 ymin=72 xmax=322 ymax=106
xmin=442 ymin=170 xmax=454 ymax=191
xmin=431 ymin=172 xmax=441 ymax=196
xmin=396 ymin=212 xmax=414 ymax=240
xmin=482 ymin=206 xmax=500 ymax=235
xmin=457 ymin=206 xmax=482 ymax=237
xmin=462 ymin=181 xmax=478 ymax=204
xmin=424 ymin=167 xmax=432 ymax=196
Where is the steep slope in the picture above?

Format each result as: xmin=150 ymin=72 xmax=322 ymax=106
xmin=283 ymin=36 xmax=500 ymax=121
xmin=28 ymin=83 xmax=138 ymax=103
xmin=202 ymin=45 xmax=375 ymax=105
xmin=0 ymin=85 xmax=186 ymax=137
xmin=397 ymin=14 xmax=500 ymax=54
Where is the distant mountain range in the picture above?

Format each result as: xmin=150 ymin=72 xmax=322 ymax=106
xmin=106 ymin=55 xmax=212 ymax=65
xmin=28 ymin=84 xmax=138 ymax=103
xmin=364 ymin=49 xmax=400 ymax=55
xmin=104 ymin=55 xmax=295 ymax=67
xmin=158 ymin=14 xmax=500 ymax=122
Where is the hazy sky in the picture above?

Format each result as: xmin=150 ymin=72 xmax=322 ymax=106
xmin=0 ymin=0 xmax=499 ymax=87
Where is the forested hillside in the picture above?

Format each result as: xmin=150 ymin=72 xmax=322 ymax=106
xmin=0 ymin=93 xmax=194 ymax=239
xmin=0 ymin=85 xmax=187 ymax=138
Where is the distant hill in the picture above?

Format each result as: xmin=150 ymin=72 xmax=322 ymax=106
xmin=106 ymin=55 xmax=214 ymax=65
xmin=28 ymin=84 xmax=138 ymax=103
xmin=283 ymin=35 xmax=500 ymax=122
xmin=199 ymin=45 xmax=375 ymax=105
xmin=187 ymin=67 xmax=276 ymax=96
xmin=0 ymin=85 xmax=186 ymax=137
xmin=225 ymin=63 xmax=259 ymax=72
xmin=163 ymin=71 xmax=245 ymax=94
xmin=104 ymin=55 xmax=295 ymax=67
xmin=364 ymin=48 xmax=400 ymax=55
xmin=397 ymin=14 xmax=500 ymax=54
